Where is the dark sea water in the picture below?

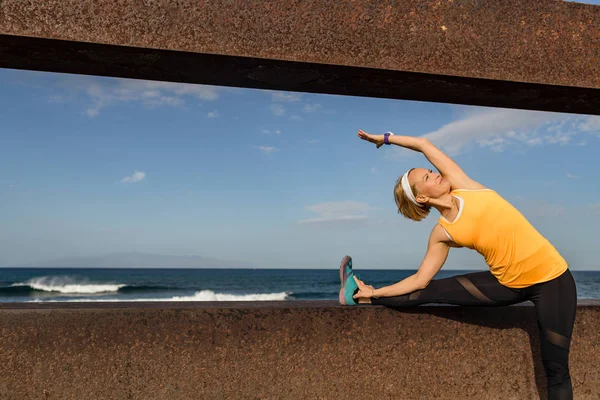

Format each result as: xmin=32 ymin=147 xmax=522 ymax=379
xmin=0 ymin=268 xmax=599 ymax=303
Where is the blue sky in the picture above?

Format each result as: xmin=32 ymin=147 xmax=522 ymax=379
xmin=1 ymin=68 xmax=599 ymax=270
xmin=565 ymin=0 xmax=600 ymax=4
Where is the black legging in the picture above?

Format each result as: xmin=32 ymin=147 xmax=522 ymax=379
xmin=371 ymin=269 xmax=577 ymax=400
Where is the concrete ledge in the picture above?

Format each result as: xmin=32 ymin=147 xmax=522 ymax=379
xmin=1 ymin=301 xmax=599 ymax=399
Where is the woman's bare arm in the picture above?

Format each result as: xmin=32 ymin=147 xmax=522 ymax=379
xmin=372 ymin=224 xmax=451 ymax=298
xmin=357 ymin=130 xmax=485 ymax=190
xmin=418 ymin=138 xmax=486 ymax=190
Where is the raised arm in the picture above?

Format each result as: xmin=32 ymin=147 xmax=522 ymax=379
xmin=417 ymin=138 xmax=485 ymax=190
xmin=371 ymin=224 xmax=451 ymax=298
xmin=357 ymin=130 xmax=485 ymax=189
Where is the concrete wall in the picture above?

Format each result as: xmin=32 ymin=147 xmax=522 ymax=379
xmin=1 ymin=301 xmax=599 ymax=399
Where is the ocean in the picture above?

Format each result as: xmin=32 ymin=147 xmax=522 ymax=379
xmin=0 ymin=268 xmax=599 ymax=303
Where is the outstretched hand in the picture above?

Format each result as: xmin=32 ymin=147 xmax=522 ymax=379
xmin=352 ymin=275 xmax=376 ymax=300
xmin=357 ymin=129 xmax=385 ymax=149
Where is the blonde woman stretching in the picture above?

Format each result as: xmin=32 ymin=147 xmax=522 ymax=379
xmin=338 ymin=130 xmax=576 ymax=400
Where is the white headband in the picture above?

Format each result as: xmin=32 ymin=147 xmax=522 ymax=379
xmin=401 ymin=170 xmax=423 ymax=208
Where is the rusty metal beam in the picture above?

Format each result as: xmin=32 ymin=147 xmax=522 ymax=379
xmin=0 ymin=0 xmax=599 ymax=114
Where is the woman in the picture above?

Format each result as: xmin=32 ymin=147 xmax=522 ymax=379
xmin=339 ymin=129 xmax=577 ymax=400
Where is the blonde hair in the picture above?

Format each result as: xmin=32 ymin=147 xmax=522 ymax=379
xmin=393 ymin=168 xmax=431 ymax=222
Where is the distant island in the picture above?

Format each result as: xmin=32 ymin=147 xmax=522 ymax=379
xmin=15 ymin=252 xmax=255 ymax=269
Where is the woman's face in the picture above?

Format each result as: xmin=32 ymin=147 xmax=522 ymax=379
xmin=409 ymin=168 xmax=451 ymax=202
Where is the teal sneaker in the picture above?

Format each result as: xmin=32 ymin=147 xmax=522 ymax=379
xmin=338 ymin=255 xmax=360 ymax=305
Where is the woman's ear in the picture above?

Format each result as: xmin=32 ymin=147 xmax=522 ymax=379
xmin=416 ymin=193 xmax=429 ymax=205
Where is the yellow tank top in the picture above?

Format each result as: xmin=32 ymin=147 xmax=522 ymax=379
xmin=438 ymin=189 xmax=568 ymax=288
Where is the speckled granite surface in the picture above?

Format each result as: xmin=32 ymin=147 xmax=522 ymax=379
xmin=0 ymin=301 xmax=598 ymax=399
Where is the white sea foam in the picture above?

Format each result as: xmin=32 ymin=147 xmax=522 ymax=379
xmin=26 ymin=290 xmax=291 ymax=302
xmin=169 ymin=290 xmax=290 ymax=301
xmin=12 ymin=276 xmax=126 ymax=294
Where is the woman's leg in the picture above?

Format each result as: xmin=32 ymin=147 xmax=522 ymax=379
xmin=371 ymin=271 xmax=525 ymax=307
xmin=524 ymin=269 xmax=577 ymax=400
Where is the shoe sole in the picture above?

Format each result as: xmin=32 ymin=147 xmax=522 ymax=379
xmin=338 ymin=255 xmax=352 ymax=305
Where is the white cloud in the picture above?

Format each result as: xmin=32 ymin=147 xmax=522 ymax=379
xmin=477 ymin=137 xmax=507 ymax=152
xmin=208 ymin=111 xmax=218 ymax=118
xmin=258 ymin=146 xmax=278 ymax=154
xmin=590 ymin=203 xmax=600 ymax=213
xmin=567 ymin=173 xmax=578 ymax=179
xmin=298 ymin=201 xmax=373 ymax=224
xmin=53 ymin=76 xmax=220 ymax=116
xmin=270 ymin=104 xmax=285 ymax=116
xmin=526 ymin=138 xmax=543 ymax=146
xmin=144 ymin=96 xmax=183 ymax=108
xmin=371 ymin=167 xmax=378 ymax=174
xmin=48 ymin=94 xmax=68 ymax=103
xmin=86 ymin=108 xmax=100 ymax=118
xmin=275 ymin=129 xmax=281 ymax=135
xmin=261 ymin=129 xmax=281 ymax=135
xmin=544 ymin=132 xmax=571 ymax=145
xmin=303 ymin=103 xmax=322 ymax=113
xmin=388 ymin=107 xmax=593 ymax=159
xmin=424 ymin=108 xmax=559 ymax=156
xmin=271 ymin=92 xmax=303 ymax=102
xmin=578 ymin=116 xmax=600 ymax=134
xmin=121 ymin=170 xmax=146 ymax=183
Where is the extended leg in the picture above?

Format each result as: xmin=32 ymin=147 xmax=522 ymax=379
xmin=371 ymin=270 xmax=524 ymax=307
